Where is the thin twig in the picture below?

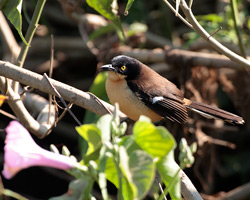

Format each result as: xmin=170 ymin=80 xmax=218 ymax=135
xmin=0 ymin=109 xmax=17 ymax=120
xmin=43 ymin=73 xmax=82 ymax=126
xmin=207 ymin=26 xmax=222 ymax=40
xmin=57 ymin=103 xmax=73 ymax=123
xmin=155 ymin=176 xmax=168 ymax=200
xmin=48 ymin=34 xmax=55 ymax=124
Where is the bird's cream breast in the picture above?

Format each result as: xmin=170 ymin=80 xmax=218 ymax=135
xmin=105 ymin=72 xmax=162 ymax=121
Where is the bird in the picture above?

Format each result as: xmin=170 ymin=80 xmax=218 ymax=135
xmin=100 ymin=55 xmax=244 ymax=125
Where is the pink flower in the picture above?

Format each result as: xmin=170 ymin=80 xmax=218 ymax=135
xmin=2 ymin=121 xmax=76 ymax=179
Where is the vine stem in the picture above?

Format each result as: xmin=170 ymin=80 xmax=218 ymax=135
xmin=230 ymin=0 xmax=246 ymax=58
xmin=14 ymin=0 xmax=47 ymax=92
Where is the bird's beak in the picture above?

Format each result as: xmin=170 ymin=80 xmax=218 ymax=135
xmin=100 ymin=64 xmax=116 ymax=72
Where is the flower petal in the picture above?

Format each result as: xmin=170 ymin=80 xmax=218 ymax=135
xmin=3 ymin=121 xmax=75 ymax=179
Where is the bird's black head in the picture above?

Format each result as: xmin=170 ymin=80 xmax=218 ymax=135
xmin=100 ymin=55 xmax=142 ymax=80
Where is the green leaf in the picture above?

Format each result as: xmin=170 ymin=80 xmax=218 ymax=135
xmin=96 ymin=114 xmax=112 ymax=142
xmin=2 ymin=0 xmax=27 ymax=45
xmin=86 ymin=0 xmax=124 ymax=41
xmin=128 ymin=150 xmax=155 ymax=199
xmin=105 ymin=155 xmax=134 ymax=200
xmin=89 ymin=23 xmax=116 ymax=41
xmin=105 ymin=157 xmax=118 ymax=187
xmin=157 ymin=151 xmax=181 ymax=200
xmin=133 ymin=120 xmax=176 ymax=159
xmin=121 ymin=175 xmax=134 ymax=200
xmin=76 ymin=124 xmax=102 ymax=156
xmin=119 ymin=136 xmax=140 ymax=155
xmin=124 ymin=0 xmax=135 ymax=15
xmin=49 ymin=177 xmax=94 ymax=200
xmin=105 ymin=148 xmax=155 ymax=200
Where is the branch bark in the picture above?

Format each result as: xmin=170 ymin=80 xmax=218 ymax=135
xmin=0 ymin=60 xmax=126 ymax=120
xmin=118 ymin=47 xmax=245 ymax=70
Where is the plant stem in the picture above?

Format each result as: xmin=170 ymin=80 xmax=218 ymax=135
xmin=16 ymin=0 xmax=46 ymax=67
xmin=14 ymin=0 xmax=46 ymax=91
xmin=114 ymin=151 xmax=123 ymax=200
xmin=230 ymin=0 xmax=246 ymax=58
xmin=99 ymin=172 xmax=110 ymax=200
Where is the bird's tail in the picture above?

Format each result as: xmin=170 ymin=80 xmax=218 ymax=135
xmin=184 ymin=99 xmax=244 ymax=125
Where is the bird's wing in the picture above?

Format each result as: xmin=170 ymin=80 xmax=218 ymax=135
xmin=127 ymin=80 xmax=188 ymax=123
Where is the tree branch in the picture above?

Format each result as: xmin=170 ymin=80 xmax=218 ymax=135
xmin=0 ymin=60 xmax=126 ymax=120
xmin=179 ymin=0 xmax=250 ymax=69
xmin=117 ymin=47 xmax=245 ymax=70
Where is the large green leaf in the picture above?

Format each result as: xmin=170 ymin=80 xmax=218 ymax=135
xmin=1 ymin=0 xmax=27 ymax=45
xmin=119 ymin=136 xmax=141 ymax=155
xmin=105 ymin=155 xmax=134 ymax=200
xmin=133 ymin=120 xmax=176 ymax=159
xmin=105 ymin=147 xmax=155 ymax=199
xmin=105 ymin=157 xmax=118 ymax=187
xmin=76 ymin=124 xmax=102 ymax=156
xmin=86 ymin=0 xmax=124 ymax=40
xmin=157 ymin=151 xmax=181 ymax=200
xmin=128 ymin=150 xmax=155 ymax=199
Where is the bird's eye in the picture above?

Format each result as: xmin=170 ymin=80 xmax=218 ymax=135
xmin=121 ymin=65 xmax=126 ymax=71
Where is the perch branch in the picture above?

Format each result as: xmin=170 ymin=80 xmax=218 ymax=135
xmin=0 ymin=60 xmax=126 ymax=120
